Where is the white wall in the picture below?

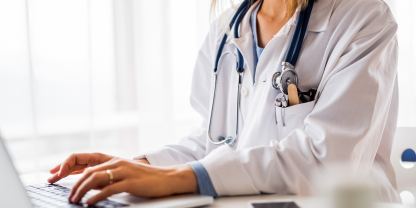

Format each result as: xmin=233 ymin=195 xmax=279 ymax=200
xmin=0 ymin=0 xmax=211 ymax=174
xmin=0 ymin=0 xmax=415 ymax=174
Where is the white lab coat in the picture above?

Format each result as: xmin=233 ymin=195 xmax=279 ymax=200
xmin=135 ymin=0 xmax=400 ymax=202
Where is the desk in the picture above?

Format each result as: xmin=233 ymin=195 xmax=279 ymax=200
xmin=207 ymin=194 xmax=410 ymax=208
xmin=20 ymin=173 xmax=409 ymax=208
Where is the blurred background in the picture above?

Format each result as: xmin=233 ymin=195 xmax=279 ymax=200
xmin=0 ymin=0 xmax=414 ymax=175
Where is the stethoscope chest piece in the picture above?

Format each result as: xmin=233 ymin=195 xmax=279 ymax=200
xmin=272 ymin=62 xmax=298 ymax=94
xmin=218 ymin=136 xmax=237 ymax=146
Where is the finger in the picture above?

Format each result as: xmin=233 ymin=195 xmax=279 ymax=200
xmin=70 ymin=171 xmax=107 ymax=203
xmin=70 ymin=169 xmax=86 ymax=175
xmin=48 ymin=164 xmax=87 ymax=183
xmin=70 ymin=170 xmax=122 ymax=203
xmin=86 ymin=158 xmax=126 ymax=173
xmin=70 ymin=159 xmax=125 ymax=191
xmin=47 ymin=173 xmax=61 ymax=184
xmin=68 ymin=163 xmax=122 ymax=200
xmin=86 ymin=181 xmax=129 ymax=205
xmin=50 ymin=164 xmax=61 ymax=174
xmin=58 ymin=153 xmax=92 ymax=178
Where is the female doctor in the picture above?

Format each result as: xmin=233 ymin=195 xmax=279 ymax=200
xmin=48 ymin=0 xmax=400 ymax=204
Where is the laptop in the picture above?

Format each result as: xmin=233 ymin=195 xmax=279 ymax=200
xmin=0 ymin=137 xmax=213 ymax=208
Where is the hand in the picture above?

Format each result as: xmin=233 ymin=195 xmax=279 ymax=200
xmin=68 ymin=158 xmax=198 ymax=205
xmin=48 ymin=153 xmax=115 ymax=184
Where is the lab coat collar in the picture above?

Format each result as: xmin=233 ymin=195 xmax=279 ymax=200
xmin=230 ymin=1 xmax=261 ymax=82
xmin=230 ymin=0 xmax=335 ymax=83
xmin=307 ymin=0 xmax=336 ymax=32
xmin=236 ymin=0 xmax=335 ymax=37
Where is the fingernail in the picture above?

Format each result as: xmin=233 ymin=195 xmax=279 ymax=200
xmin=71 ymin=196 xmax=77 ymax=202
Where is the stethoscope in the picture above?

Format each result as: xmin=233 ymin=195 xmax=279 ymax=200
xmin=207 ymin=0 xmax=314 ymax=146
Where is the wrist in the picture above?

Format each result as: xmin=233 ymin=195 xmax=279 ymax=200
xmin=168 ymin=164 xmax=198 ymax=195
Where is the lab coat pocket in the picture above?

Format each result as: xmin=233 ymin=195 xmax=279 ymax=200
xmin=275 ymin=101 xmax=315 ymax=140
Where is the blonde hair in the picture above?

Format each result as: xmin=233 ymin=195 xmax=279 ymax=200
xmin=210 ymin=0 xmax=311 ymax=21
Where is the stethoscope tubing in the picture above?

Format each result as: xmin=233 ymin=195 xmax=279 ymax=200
xmin=274 ymin=0 xmax=314 ymax=93
xmin=208 ymin=0 xmax=315 ymax=146
xmin=208 ymin=1 xmax=249 ymax=146
xmin=233 ymin=4 xmax=249 ymax=71
xmin=214 ymin=0 xmax=249 ymax=72
xmin=207 ymin=52 xmax=239 ymax=145
xmin=284 ymin=0 xmax=314 ymax=66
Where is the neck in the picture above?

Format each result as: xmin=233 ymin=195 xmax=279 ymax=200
xmin=258 ymin=0 xmax=288 ymax=20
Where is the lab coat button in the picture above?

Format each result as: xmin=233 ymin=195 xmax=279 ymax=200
xmin=270 ymin=140 xmax=278 ymax=146
xmin=241 ymin=88 xmax=249 ymax=96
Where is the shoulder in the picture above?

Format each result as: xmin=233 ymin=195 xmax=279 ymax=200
xmin=329 ymin=0 xmax=397 ymax=39
xmin=333 ymin=0 xmax=394 ymax=20
xmin=208 ymin=5 xmax=240 ymax=44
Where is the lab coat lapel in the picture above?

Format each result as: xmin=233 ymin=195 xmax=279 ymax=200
xmin=233 ymin=33 xmax=254 ymax=85
xmin=307 ymin=0 xmax=336 ymax=32
xmin=231 ymin=1 xmax=261 ymax=85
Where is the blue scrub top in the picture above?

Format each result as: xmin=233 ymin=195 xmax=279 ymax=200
xmin=251 ymin=1 xmax=264 ymax=83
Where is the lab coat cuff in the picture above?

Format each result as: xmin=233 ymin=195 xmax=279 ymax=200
xmin=199 ymin=145 xmax=260 ymax=196
xmin=133 ymin=148 xmax=179 ymax=166
xmin=187 ymin=161 xmax=218 ymax=197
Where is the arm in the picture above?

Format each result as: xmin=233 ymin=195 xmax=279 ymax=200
xmin=197 ymin=19 xmax=399 ymax=196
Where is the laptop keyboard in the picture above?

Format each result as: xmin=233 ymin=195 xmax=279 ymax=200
xmin=25 ymin=183 xmax=129 ymax=208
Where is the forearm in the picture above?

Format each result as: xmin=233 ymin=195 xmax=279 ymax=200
xmin=167 ymin=164 xmax=198 ymax=195
xmin=132 ymin=158 xmax=197 ymax=194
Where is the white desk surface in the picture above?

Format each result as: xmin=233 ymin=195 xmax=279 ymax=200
xmin=20 ymin=173 xmax=410 ymax=208
xmin=207 ymin=194 xmax=411 ymax=208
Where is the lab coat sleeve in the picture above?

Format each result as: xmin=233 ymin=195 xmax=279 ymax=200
xmin=199 ymin=18 xmax=399 ymax=195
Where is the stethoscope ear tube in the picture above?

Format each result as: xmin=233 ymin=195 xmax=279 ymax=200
xmin=233 ymin=3 xmax=249 ymax=71
xmin=213 ymin=0 xmax=249 ymax=72
xmin=284 ymin=0 xmax=314 ymax=66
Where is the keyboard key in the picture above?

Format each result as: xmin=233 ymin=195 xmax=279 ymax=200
xmin=25 ymin=184 xmax=128 ymax=208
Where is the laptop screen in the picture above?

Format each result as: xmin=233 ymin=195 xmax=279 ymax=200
xmin=0 ymin=136 xmax=33 ymax=208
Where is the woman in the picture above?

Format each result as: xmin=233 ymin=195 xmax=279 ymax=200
xmin=48 ymin=0 xmax=400 ymax=204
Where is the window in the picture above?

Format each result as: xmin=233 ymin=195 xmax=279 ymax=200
xmin=0 ymin=0 xmax=210 ymax=174
xmin=0 ymin=0 xmax=414 ymax=175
